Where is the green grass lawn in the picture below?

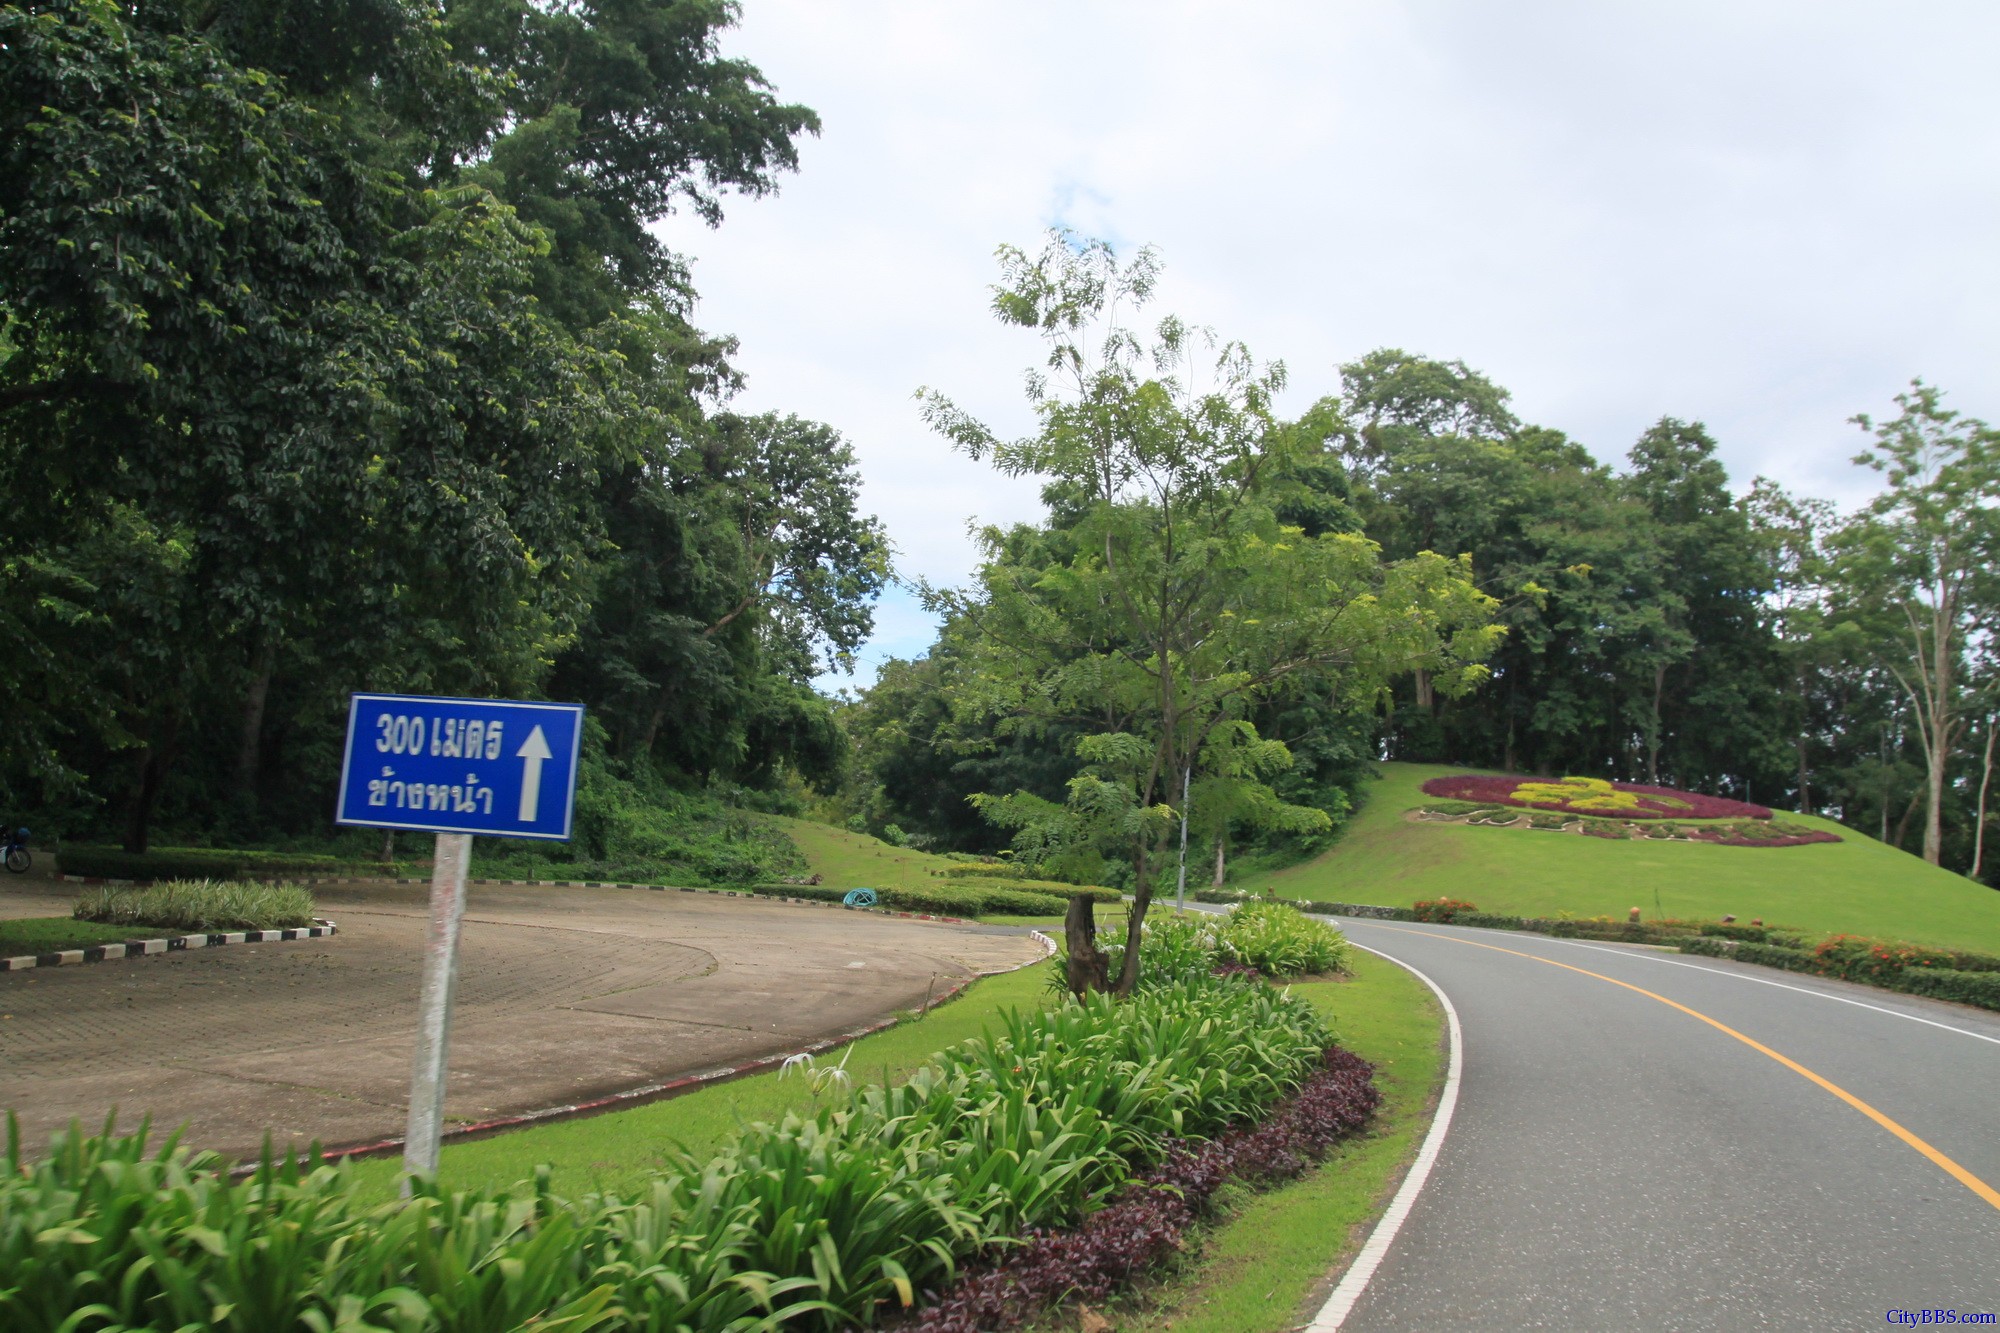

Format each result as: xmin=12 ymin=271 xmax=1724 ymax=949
xmin=766 ymin=816 xmax=1097 ymax=923
xmin=765 ymin=814 xmax=972 ymax=891
xmin=0 ymin=917 xmax=150 ymax=956
xmin=341 ymin=962 xmax=1055 ymax=1204
xmin=1237 ymin=762 xmax=2000 ymax=955
xmin=1120 ymin=948 xmax=1445 ymax=1332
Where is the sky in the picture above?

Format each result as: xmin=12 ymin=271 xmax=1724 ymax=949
xmin=652 ymin=1 xmax=2000 ymax=691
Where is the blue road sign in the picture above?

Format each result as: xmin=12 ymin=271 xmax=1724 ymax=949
xmin=336 ymin=694 xmax=584 ymax=841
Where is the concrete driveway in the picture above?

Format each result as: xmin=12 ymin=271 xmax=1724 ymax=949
xmin=0 ymin=878 xmax=1042 ymax=1159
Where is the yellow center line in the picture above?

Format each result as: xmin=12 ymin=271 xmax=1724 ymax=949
xmin=1371 ymin=923 xmax=2000 ymax=1213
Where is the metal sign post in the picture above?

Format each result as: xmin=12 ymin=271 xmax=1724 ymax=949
xmin=404 ymin=831 xmax=470 ymax=1179
xmin=335 ymin=694 xmax=583 ymax=1184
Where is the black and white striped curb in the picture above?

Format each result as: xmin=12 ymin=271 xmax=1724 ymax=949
xmin=2 ymin=921 xmax=338 ymax=973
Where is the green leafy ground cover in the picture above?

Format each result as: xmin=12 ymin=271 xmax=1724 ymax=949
xmin=1129 ymin=949 xmax=1444 ymax=1332
xmin=1240 ymin=763 xmax=2000 ymax=955
xmin=353 ymin=924 xmax=1446 ymax=1333
xmin=0 ymin=919 xmax=139 ymax=957
xmin=72 ymin=881 xmax=316 ymax=933
xmin=7 ymin=969 xmax=1342 ymax=1331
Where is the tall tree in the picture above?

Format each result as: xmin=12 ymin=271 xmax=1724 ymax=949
xmin=920 ymin=233 xmax=1501 ymax=995
xmin=1834 ymin=381 xmax=2000 ymax=865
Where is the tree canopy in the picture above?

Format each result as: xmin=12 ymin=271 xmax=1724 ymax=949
xmin=0 ymin=0 xmax=877 ymax=852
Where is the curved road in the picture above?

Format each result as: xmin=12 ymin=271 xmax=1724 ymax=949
xmin=1328 ymin=917 xmax=2000 ymax=1330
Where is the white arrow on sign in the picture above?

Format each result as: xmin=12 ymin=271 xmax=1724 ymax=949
xmin=516 ymin=725 xmax=553 ymax=823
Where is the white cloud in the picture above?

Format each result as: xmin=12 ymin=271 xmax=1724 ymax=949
xmin=655 ymin=1 xmax=2000 ymax=687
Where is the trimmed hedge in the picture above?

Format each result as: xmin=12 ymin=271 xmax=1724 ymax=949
xmin=931 ymin=867 xmax=1121 ymax=901
xmin=1680 ymin=935 xmax=2000 ymax=1012
xmin=72 ymin=881 xmax=318 ymax=932
xmin=1699 ymin=922 xmax=1808 ymax=948
xmin=58 ymin=847 xmax=359 ymax=882
xmin=750 ymin=882 xmax=1069 ymax=918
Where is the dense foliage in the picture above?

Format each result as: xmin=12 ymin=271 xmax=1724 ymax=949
xmin=903 ymin=1046 xmax=1379 ymax=1333
xmin=0 ymin=0 xmax=882 ymax=858
xmin=884 ymin=233 xmax=1502 ymax=992
xmin=0 ymin=973 xmax=1339 ymax=1331
xmin=1059 ymin=904 xmax=1350 ymax=987
xmin=845 ymin=320 xmax=2000 ymax=886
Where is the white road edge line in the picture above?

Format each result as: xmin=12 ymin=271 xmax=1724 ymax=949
xmin=1304 ymin=940 xmax=1464 ymax=1332
xmin=1511 ymin=932 xmax=2000 ymax=1049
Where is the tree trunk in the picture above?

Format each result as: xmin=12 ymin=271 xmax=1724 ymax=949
xmin=380 ymin=829 xmax=397 ymax=865
xmin=1879 ymin=728 xmax=1891 ymax=844
xmin=1062 ymin=894 xmax=1109 ymax=997
xmin=1894 ymin=786 xmax=1924 ymax=852
xmin=1973 ymin=719 xmax=1995 ymax=883
xmin=122 ymin=712 xmax=183 ymax=855
xmin=1646 ymin=663 xmax=1666 ymax=784
xmin=1912 ymin=748 xmax=1944 ymax=860
xmin=637 ymin=688 xmax=669 ymax=758
xmin=235 ymin=640 xmax=278 ymax=794
xmin=1795 ymin=735 xmax=1811 ymax=815
xmin=1212 ymin=836 xmax=1226 ymax=890
xmin=1412 ymin=667 xmax=1434 ymax=711
xmin=1112 ymin=841 xmax=1153 ymax=997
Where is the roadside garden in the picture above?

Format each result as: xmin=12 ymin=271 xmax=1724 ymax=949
xmin=1 ymin=882 xmax=319 ymax=959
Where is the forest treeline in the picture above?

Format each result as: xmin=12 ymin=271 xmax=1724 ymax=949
xmin=835 ymin=242 xmax=1999 ymax=889
xmin=0 ymin=0 xmax=881 ymax=862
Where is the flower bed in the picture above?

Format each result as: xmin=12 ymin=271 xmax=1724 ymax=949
xmin=901 ymin=1048 xmax=1379 ymax=1333
xmin=1421 ymin=773 xmax=1771 ymax=820
xmin=1415 ymin=775 xmax=1839 ymax=846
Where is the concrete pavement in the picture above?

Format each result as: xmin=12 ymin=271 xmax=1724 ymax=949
xmin=0 ymin=878 xmax=1042 ymax=1159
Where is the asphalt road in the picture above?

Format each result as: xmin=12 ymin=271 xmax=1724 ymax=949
xmin=1330 ymin=917 xmax=2000 ymax=1331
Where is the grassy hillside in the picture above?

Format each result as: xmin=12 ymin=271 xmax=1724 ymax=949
xmin=1237 ymin=762 xmax=2000 ymax=956
xmin=766 ymin=816 xmax=981 ymax=892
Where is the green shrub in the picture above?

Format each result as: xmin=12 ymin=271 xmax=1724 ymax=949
xmin=955 ymin=877 xmax=1120 ymax=903
xmin=1412 ymin=898 xmax=1477 ymax=923
xmin=933 ymin=865 xmax=1119 ymax=899
xmin=1126 ymin=910 xmax=1223 ymax=980
xmin=1699 ymin=922 xmax=1805 ymax=945
xmin=1893 ymin=967 xmax=2000 ymax=1010
xmin=748 ymin=882 xmax=1068 ymax=918
xmin=954 ymin=887 xmax=1069 ymax=917
xmin=491 ymin=771 xmax=807 ymax=886
xmin=1412 ymin=800 xmax=1486 ymax=817
xmin=0 ymin=974 xmax=1333 ymax=1332
xmin=1218 ymin=902 xmax=1350 ymax=977
xmin=1679 ymin=934 xmax=2000 ymax=1012
xmin=1080 ymin=905 xmax=1349 ymax=983
xmin=72 ymin=880 xmax=317 ymax=932
xmin=57 ymin=847 xmax=350 ymax=881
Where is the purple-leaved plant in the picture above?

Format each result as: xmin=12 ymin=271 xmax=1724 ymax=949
xmin=899 ymin=1048 xmax=1380 ymax=1333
